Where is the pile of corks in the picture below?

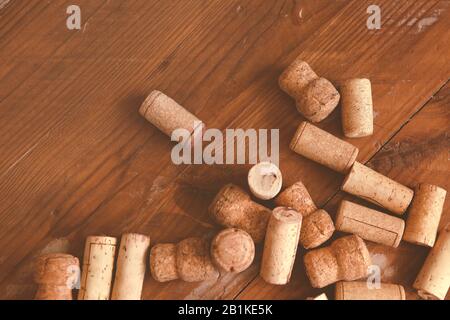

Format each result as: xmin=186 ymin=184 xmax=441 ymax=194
xmin=34 ymin=57 xmax=449 ymax=300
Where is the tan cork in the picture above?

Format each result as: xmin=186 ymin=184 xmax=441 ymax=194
xmin=301 ymin=209 xmax=335 ymax=249
xmin=336 ymin=200 xmax=405 ymax=247
xmin=248 ymin=162 xmax=282 ymax=200
xmin=149 ymin=243 xmax=178 ymax=282
xmin=275 ymin=181 xmax=317 ymax=216
xmin=403 ymin=184 xmax=447 ymax=247
xmin=78 ymin=236 xmax=117 ymax=300
xmin=341 ymin=78 xmax=374 ymax=138
xmin=111 ymin=233 xmax=150 ymax=300
xmin=279 ymin=59 xmax=340 ymax=122
xmin=290 ymin=122 xmax=359 ymax=174
xmin=210 ymin=228 xmax=255 ymax=273
xmin=260 ymin=207 xmax=302 ymax=285
xmin=335 ymin=281 xmax=406 ymax=300
xmin=304 ymin=235 xmax=371 ymax=288
xmin=209 ymin=184 xmax=271 ymax=243
xmin=34 ymin=253 xmax=79 ymax=300
xmin=414 ymin=227 xmax=450 ymax=300
xmin=342 ymin=161 xmax=414 ymax=215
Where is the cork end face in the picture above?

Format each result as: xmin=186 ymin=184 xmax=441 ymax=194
xmin=272 ymin=207 xmax=302 ymax=224
xmin=248 ymin=162 xmax=283 ymax=200
xmin=417 ymin=289 xmax=441 ymax=300
xmin=289 ymin=121 xmax=308 ymax=152
xmin=300 ymin=209 xmax=335 ymax=249
xmin=139 ymin=90 xmax=163 ymax=118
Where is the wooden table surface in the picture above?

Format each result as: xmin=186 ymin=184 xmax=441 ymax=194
xmin=0 ymin=0 xmax=449 ymax=300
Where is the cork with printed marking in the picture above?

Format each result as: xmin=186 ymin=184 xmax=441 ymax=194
xmin=335 ymin=281 xmax=406 ymax=300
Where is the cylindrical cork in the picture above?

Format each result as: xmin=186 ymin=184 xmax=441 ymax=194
xmin=139 ymin=90 xmax=203 ymax=140
xmin=247 ymin=162 xmax=282 ymax=200
xmin=290 ymin=122 xmax=359 ymax=174
xmin=211 ymin=228 xmax=255 ymax=273
xmin=34 ymin=253 xmax=79 ymax=300
xmin=342 ymin=162 xmax=414 ymax=215
xmin=335 ymin=281 xmax=406 ymax=300
xmin=111 ymin=233 xmax=151 ymax=300
xmin=260 ymin=207 xmax=302 ymax=285
xmin=301 ymin=209 xmax=335 ymax=249
xmin=209 ymin=184 xmax=272 ymax=243
xmin=275 ymin=181 xmax=317 ymax=216
xmin=336 ymin=200 xmax=405 ymax=247
xmin=307 ymin=293 xmax=328 ymax=300
xmin=78 ymin=236 xmax=117 ymax=300
xmin=403 ymin=184 xmax=447 ymax=247
xmin=149 ymin=243 xmax=178 ymax=282
xmin=414 ymin=227 xmax=450 ymax=300
xmin=340 ymin=78 xmax=374 ymax=138
xmin=304 ymin=235 xmax=371 ymax=288
xmin=279 ymin=59 xmax=318 ymax=98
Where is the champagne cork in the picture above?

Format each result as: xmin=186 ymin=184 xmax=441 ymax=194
xmin=260 ymin=207 xmax=302 ymax=285
xmin=275 ymin=181 xmax=317 ymax=216
xmin=78 ymin=236 xmax=117 ymax=300
xmin=150 ymin=238 xmax=219 ymax=283
xmin=304 ymin=235 xmax=371 ymax=288
xmin=403 ymin=184 xmax=447 ymax=247
xmin=342 ymin=161 xmax=414 ymax=215
xmin=34 ymin=253 xmax=79 ymax=300
xmin=210 ymin=228 xmax=255 ymax=273
xmin=139 ymin=90 xmax=204 ymax=141
xmin=247 ymin=162 xmax=282 ymax=200
xmin=301 ymin=209 xmax=335 ymax=249
xmin=111 ymin=233 xmax=151 ymax=300
xmin=290 ymin=122 xmax=359 ymax=174
xmin=413 ymin=227 xmax=450 ymax=300
xmin=279 ymin=59 xmax=340 ymax=122
xmin=335 ymin=281 xmax=406 ymax=300
xmin=341 ymin=78 xmax=374 ymax=138
xmin=209 ymin=184 xmax=271 ymax=243
xmin=336 ymin=200 xmax=405 ymax=247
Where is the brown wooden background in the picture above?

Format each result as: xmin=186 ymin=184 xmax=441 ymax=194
xmin=0 ymin=0 xmax=449 ymax=300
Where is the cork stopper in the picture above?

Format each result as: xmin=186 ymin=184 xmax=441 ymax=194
xmin=300 ymin=209 xmax=335 ymax=249
xmin=248 ymin=162 xmax=283 ymax=200
xmin=275 ymin=181 xmax=317 ymax=216
xmin=342 ymin=161 xmax=414 ymax=215
xmin=34 ymin=253 xmax=79 ymax=300
xmin=260 ymin=207 xmax=302 ymax=285
xmin=335 ymin=281 xmax=406 ymax=300
xmin=211 ymin=228 xmax=255 ymax=273
xmin=149 ymin=243 xmax=178 ymax=282
xmin=340 ymin=78 xmax=374 ymax=138
xmin=336 ymin=200 xmax=405 ymax=247
xmin=290 ymin=122 xmax=359 ymax=174
xmin=307 ymin=293 xmax=328 ymax=300
xmin=403 ymin=184 xmax=447 ymax=247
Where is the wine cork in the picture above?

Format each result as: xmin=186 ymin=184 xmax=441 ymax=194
xmin=247 ymin=162 xmax=282 ymax=200
xmin=342 ymin=161 xmax=414 ymax=215
xmin=149 ymin=243 xmax=178 ymax=282
xmin=307 ymin=293 xmax=328 ymax=300
xmin=275 ymin=181 xmax=317 ymax=216
xmin=304 ymin=235 xmax=371 ymax=288
xmin=403 ymin=184 xmax=447 ymax=247
xmin=290 ymin=122 xmax=359 ymax=174
xmin=209 ymin=184 xmax=271 ymax=243
xmin=260 ymin=207 xmax=302 ymax=285
xmin=210 ymin=228 xmax=255 ymax=273
xmin=341 ymin=78 xmax=374 ymax=138
xmin=301 ymin=209 xmax=335 ymax=249
xmin=279 ymin=59 xmax=340 ymax=122
xmin=139 ymin=90 xmax=204 ymax=141
xmin=336 ymin=200 xmax=405 ymax=247
xmin=34 ymin=253 xmax=79 ymax=300
xmin=335 ymin=281 xmax=406 ymax=300
xmin=78 ymin=236 xmax=117 ymax=300
xmin=111 ymin=233 xmax=151 ymax=300
xmin=414 ymin=227 xmax=450 ymax=300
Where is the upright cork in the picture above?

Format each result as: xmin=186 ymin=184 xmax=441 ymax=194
xmin=279 ymin=59 xmax=340 ymax=122
xmin=34 ymin=253 xmax=79 ymax=300
xmin=342 ymin=161 xmax=414 ymax=215
xmin=78 ymin=236 xmax=117 ymax=300
xmin=275 ymin=181 xmax=317 ymax=216
xmin=111 ymin=233 xmax=151 ymax=300
xmin=260 ymin=207 xmax=302 ymax=285
xmin=139 ymin=90 xmax=204 ymax=141
xmin=403 ymin=184 xmax=447 ymax=247
xmin=211 ymin=228 xmax=255 ymax=273
xmin=247 ymin=162 xmax=282 ymax=200
xmin=336 ymin=200 xmax=405 ymax=247
xmin=209 ymin=184 xmax=272 ymax=243
xmin=335 ymin=281 xmax=406 ymax=300
xmin=413 ymin=227 xmax=450 ymax=300
xmin=340 ymin=78 xmax=374 ymax=138
xmin=290 ymin=122 xmax=359 ymax=174
xmin=150 ymin=237 xmax=219 ymax=283
xmin=304 ymin=235 xmax=371 ymax=288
